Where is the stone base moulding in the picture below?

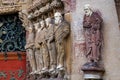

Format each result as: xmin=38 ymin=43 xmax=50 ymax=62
xmin=81 ymin=62 xmax=104 ymax=80
xmin=83 ymin=72 xmax=103 ymax=80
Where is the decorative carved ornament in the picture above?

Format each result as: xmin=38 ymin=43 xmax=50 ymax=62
xmin=0 ymin=0 xmax=26 ymax=15
xmin=28 ymin=0 xmax=61 ymax=12
xmin=0 ymin=6 xmax=21 ymax=15
xmin=27 ymin=0 xmax=64 ymax=20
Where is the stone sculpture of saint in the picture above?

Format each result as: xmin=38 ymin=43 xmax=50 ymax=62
xmin=54 ymin=12 xmax=70 ymax=70
xmin=45 ymin=18 xmax=57 ymax=72
xmin=25 ymin=23 xmax=37 ymax=74
xmin=34 ymin=22 xmax=43 ymax=73
xmin=40 ymin=20 xmax=49 ymax=72
xmin=83 ymin=4 xmax=103 ymax=63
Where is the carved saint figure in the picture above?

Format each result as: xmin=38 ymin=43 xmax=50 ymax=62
xmin=34 ymin=22 xmax=43 ymax=73
xmin=45 ymin=18 xmax=57 ymax=72
xmin=25 ymin=23 xmax=37 ymax=74
xmin=54 ymin=12 xmax=70 ymax=70
xmin=83 ymin=4 xmax=103 ymax=62
xmin=40 ymin=20 xmax=49 ymax=72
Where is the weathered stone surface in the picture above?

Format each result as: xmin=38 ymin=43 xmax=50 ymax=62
xmin=0 ymin=0 xmax=26 ymax=15
xmin=71 ymin=0 xmax=120 ymax=80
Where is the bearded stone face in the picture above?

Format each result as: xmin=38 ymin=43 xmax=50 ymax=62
xmin=54 ymin=12 xmax=63 ymax=24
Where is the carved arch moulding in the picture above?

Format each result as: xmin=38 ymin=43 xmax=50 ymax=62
xmin=0 ymin=0 xmax=26 ymax=15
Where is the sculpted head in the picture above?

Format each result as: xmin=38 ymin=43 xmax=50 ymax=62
xmin=54 ymin=12 xmax=63 ymax=24
xmin=28 ymin=26 xmax=33 ymax=33
xmin=84 ymin=4 xmax=93 ymax=16
xmin=45 ymin=18 xmax=52 ymax=27
xmin=34 ymin=22 xmax=40 ymax=31
xmin=27 ymin=22 xmax=34 ymax=32
xmin=40 ymin=20 xmax=45 ymax=28
xmin=28 ymin=13 xmax=34 ymax=19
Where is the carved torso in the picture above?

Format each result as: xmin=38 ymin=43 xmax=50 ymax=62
xmin=25 ymin=31 xmax=35 ymax=49
xmin=35 ymin=29 xmax=42 ymax=48
xmin=40 ymin=27 xmax=48 ymax=44
xmin=83 ymin=12 xmax=102 ymax=44
xmin=46 ymin=24 xmax=54 ymax=42
xmin=54 ymin=21 xmax=70 ymax=42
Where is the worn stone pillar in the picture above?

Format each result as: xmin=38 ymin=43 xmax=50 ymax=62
xmin=71 ymin=0 xmax=120 ymax=80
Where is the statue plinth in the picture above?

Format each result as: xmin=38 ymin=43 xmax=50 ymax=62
xmin=81 ymin=62 xmax=104 ymax=80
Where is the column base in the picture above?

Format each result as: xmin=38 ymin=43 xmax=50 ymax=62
xmin=81 ymin=62 xmax=104 ymax=80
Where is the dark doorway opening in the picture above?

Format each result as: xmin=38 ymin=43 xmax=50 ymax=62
xmin=0 ymin=13 xmax=26 ymax=52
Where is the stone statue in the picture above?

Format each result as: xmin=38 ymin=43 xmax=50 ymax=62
xmin=40 ymin=20 xmax=49 ymax=72
xmin=45 ymin=18 xmax=57 ymax=72
xmin=25 ymin=23 xmax=37 ymax=74
xmin=83 ymin=4 xmax=103 ymax=63
xmin=54 ymin=12 xmax=70 ymax=70
xmin=34 ymin=22 xmax=43 ymax=73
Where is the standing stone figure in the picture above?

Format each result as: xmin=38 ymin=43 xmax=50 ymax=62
xmin=54 ymin=12 xmax=70 ymax=70
xmin=45 ymin=18 xmax=57 ymax=72
xmin=25 ymin=24 xmax=37 ymax=74
xmin=40 ymin=20 xmax=49 ymax=72
xmin=83 ymin=4 xmax=103 ymax=63
xmin=34 ymin=22 xmax=43 ymax=73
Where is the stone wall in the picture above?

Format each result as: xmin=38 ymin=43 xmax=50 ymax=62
xmin=70 ymin=0 xmax=120 ymax=80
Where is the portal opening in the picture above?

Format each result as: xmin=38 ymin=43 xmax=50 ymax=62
xmin=0 ymin=13 xmax=26 ymax=52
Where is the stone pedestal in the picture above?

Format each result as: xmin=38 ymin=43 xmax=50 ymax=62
xmin=81 ymin=62 xmax=104 ymax=80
